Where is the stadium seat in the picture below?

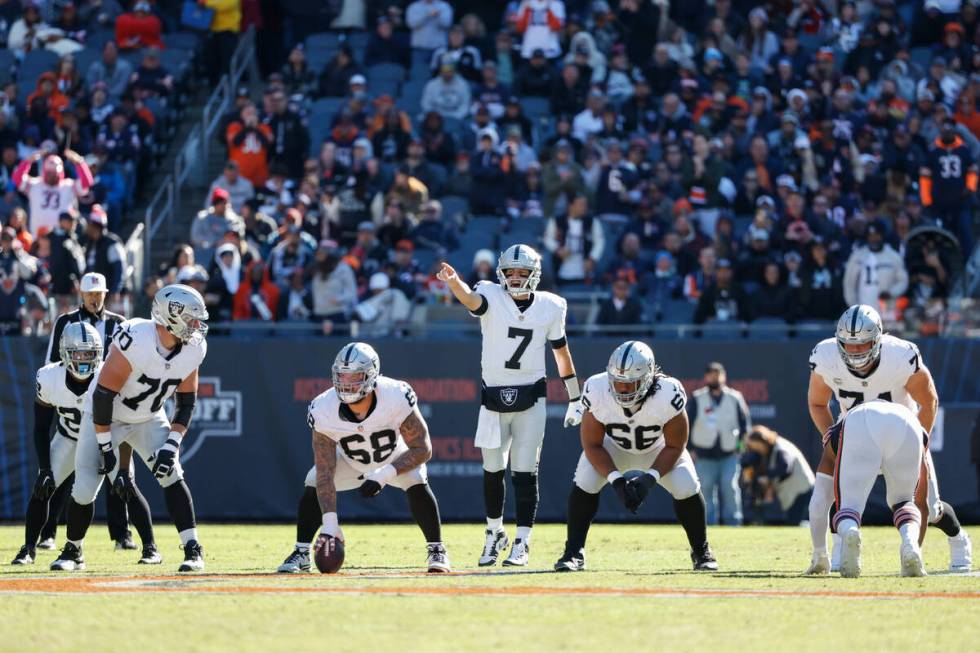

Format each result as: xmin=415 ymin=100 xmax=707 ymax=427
xmin=19 ymin=49 xmax=59 ymax=80
xmin=909 ymin=47 xmax=932 ymax=75
xmin=519 ymin=97 xmax=550 ymax=120
xmin=439 ymin=195 xmax=469 ymax=226
xmin=368 ymin=63 xmax=406 ymax=83
xmin=368 ymin=78 xmax=399 ymax=98
xmin=306 ymin=49 xmax=333 ymax=74
xmin=500 ymin=218 xmax=545 ymax=250
xmin=71 ymin=48 xmax=100 ymax=80
xmin=306 ymin=32 xmax=341 ymax=53
xmin=0 ymin=49 xmax=15 ymax=85
xmin=163 ymin=32 xmax=201 ymax=52
xmin=464 ymin=215 xmax=501 ymax=250
xmin=85 ymin=29 xmax=115 ymax=51
xmin=343 ymin=31 xmax=369 ymax=51
xmin=699 ymin=321 xmax=746 ymax=339
xmin=747 ymin=317 xmax=789 ymax=340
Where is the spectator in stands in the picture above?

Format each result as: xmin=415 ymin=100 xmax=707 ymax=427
xmin=513 ymin=48 xmax=555 ymax=98
xmin=410 ymin=199 xmax=458 ymax=254
xmin=203 ymin=0 xmax=242 ymax=86
xmin=7 ymin=3 xmax=82 ymax=58
xmin=208 ymin=161 xmax=254 ymax=214
xmin=573 ymin=89 xmax=606 ymax=141
xmin=798 ymin=238 xmax=844 ymax=321
xmin=27 ymin=73 xmax=70 ymax=127
xmin=83 ymin=206 xmax=125 ymax=298
xmin=920 ymin=116 xmax=978 ymax=252
xmin=277 ymin=268 xmax=312 ymax=322
xmin=596 ymin=271 xmax=644 ymax=332
xmin=683 ymin=246 xmax=717 ymax=303
xmin=44 ymin=211 xmax=85 ymax=302
xmin=431 ymin=24 xmax=482 ymax=83
xmin=130 ymin=47 xmax=173 ymax=101
xmin=365 ymin=16 xmax=410 ymax=67
xmin=645 ymin=250 xmax=683 ymax=318
xmin=752 ymin=262 xmax=794 ymax=323
xmin=265 ymin=88 xmax=309 ymax=180
xmin=693 ymin=258 xmax=751 ymax=324
xmin=310 ymin=242 xmax=357 ymax=322
xmin=421 ymin=57 xmax=471 ymax=120
xmin=160 ymin=243 xmax=195 ymax=284
xmin=204 ymin=241 xmax=239 ymax=322
xmin=389 ymin=239 xmax=425 ymax=299
xmin=13 ymin=148 xmax=93 ymax=237
xmin=96 ymin=111 xmax=141 ymax=206
xmin=269 ymin=224 xmax=314 ymax=287
xmin=843 ymin=220 xmax=908 ymax=306
xmin=348 ymin=221 xmax=387 ymax=279
xmin=280 ymin=44 xmax=316 ymax=97
xmin=515 ymin=0 xmax=564 ymax=60
xmin=443 ymin=150 xmax=472 ymax=197
xmin=193 ymin=187 xmax=242 ymax=264
xmin=115 ymin=1 xmax=163 ymax=51
xmin=468 ymin=128 xmax=506 ymax=216
xmin=386 ymin=165 xmax=428 ymax=218
xmin=226 ymin=103 xmax=274 ymax=188
xmin=466 ymin=248 xmax=495 ymax=287
xmin=549 ymin=62 xmax=586 ymax=117
xmin=737 ymin=225 xmax=775 ymax=289
xmin=541 ymin=139 xmax=584 ymax=217
xmin=353 ymin=271 xmax=412 ymax=336
xmin=406 ymin=0 xmax=453 ymax=53
xmin=86 ymin=41 xmax=133 ymax=101
xmin=233 ymin=260 xmax=279 ymax=321
xmin=0 ymin=226 xmax=39 ymax=334
xmin=544 ymin=193 xmax=604 ymax=285
xmin=318 ymin=45 xmax=361 ymax=98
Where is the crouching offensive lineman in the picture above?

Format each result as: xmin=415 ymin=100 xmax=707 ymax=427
xmin=51 ymin=285 xmax=209 ymax=572
xmin=555 ymin=341 xmax=718 ymax=572
xmin=279 ymin=342 xmax=450 ymax=574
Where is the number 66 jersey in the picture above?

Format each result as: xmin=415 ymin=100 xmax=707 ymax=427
xmin=809 ymin=334 xmax=921 ymax=416
xmin=581 ymin=372 xmax=687 ymax=455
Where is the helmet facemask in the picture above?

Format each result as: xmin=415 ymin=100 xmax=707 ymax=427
xmin=65 ymin=347 xmax=100 ymax=378
xmin=331 ymin=367 xmax=378 ymax=404
xmin=607 ymin=370 xmax=654 ymax=408
xmin=496 ymin=266 xmax=540 ymax=296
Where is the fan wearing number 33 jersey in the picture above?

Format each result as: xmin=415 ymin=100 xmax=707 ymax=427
xmin=51 ymin=284 xmax=209 ymax=574
xmin=805 ymin=304 xmax=971 ymax=575
xmin=275 ymin=343 xmax=450 ymax=574
xmin=438 ymin=244 xmax=581 ymax=568
xmin=554 ymin=341 xmax=718 ymax=572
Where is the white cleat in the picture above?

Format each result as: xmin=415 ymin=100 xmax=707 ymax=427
xmin=426 ymin=543 xmax=451 ymax=573
xmin=478 ymin=529 xmax=509 ymax=567
xmin=502 ymin=539 xmax=529 ymax=567
xmin=901 ymin=542 xmax=927 ymax=577
xmin=37 ymin=537 xmax=56 ymax=550
xmin=804 ymin=552 xmax=831 ymax=575
xmin=830 ymin=532 xmax=842 ymax=573
xmin=838 ymin=529 xmax=862 ymax=578
xmin=949 ymin=532 xmax=973 ymax=573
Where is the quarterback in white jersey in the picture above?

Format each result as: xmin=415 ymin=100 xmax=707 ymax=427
xmin=51 ymin=285 xmax=210 ymax=573
xmin=554 ymin=341 xmax=718 ymax=572
xmin=284 ymin=342 xmax=450 ymax=574
xmin=12 ymin=149 xmax=93 ymax=236
xmin=438 ymin=244 xmax=581 ymax=568
xmin=805 ymin=304 xmax=971 ymax=574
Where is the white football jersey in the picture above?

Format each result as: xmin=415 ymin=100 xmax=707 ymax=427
xmin=24 ymin=178 xmax=83 ymax=236
xmin=92 ymin=318 xmax=207 ymax=424
xmin=581 ymin=372 xmax=687 ymax=453
xmin=307 ymin=375 xmax=418 ymax=474
xmin=809 ymin=334 xmax=922 ymax=416
xmin=471 ymin=281 xmax=567 ymax=387
xmin=36 ymin=362 xmax=90 ymax=440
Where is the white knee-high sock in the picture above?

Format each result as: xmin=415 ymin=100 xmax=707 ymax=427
xmin=837 ymin=518 xmax=858 ymax=538
xmin=809 ymin=473 xmax=834 ymax=554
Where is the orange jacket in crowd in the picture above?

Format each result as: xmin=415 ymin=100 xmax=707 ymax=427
xmin=233 ymin=261 xmax=280 ymax=320
xmin=27 ymin=73 xmax=69 ymax=125
xmin=226 ymin=121 xmax=274 ymax=187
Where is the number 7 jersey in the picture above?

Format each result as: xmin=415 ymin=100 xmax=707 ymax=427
xmin=809 ymin=334 xmax=921 ymax=416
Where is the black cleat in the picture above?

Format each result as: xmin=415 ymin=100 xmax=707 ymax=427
xmin=11 ymin=546 xmax=35 ymax=566
xmin=115 ymin=535 xmax=138 ymax=551
xmin=553 ymin=547 xmax=586 ymax=572
xmin=50 ymin=542 xmax=85 ymax=571
xmin=691 ymin=542 xmax=718 ymax=571
xmin=138 ymin=543 xmax=162 ymax=565
xmin=178 ymin=540 xmax=204 ymax=572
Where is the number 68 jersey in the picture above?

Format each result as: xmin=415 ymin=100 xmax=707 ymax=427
xmin=307 ymin=375 xmax=418 ymax=474
xmin=581 ymin=372 xmax=687 ymax=454
xmin=93 ymin=318 xmax=207 ymax=424
xmin=809 ymin=334 xmax=921 ymax=416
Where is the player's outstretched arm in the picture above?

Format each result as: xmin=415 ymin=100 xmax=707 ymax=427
xmin=312 ymin=430 xmax=343 ymax=541
xmin=392 ymin=408 xmax=432 ymax=474
xmin=906 ymin=366 xmax=939 ymax=434
xmin=807 ymin=372 xmax=835 ymax=437
xmin=436 ymin=262 xmax=484 ymax=312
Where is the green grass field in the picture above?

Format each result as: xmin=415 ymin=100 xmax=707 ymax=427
xmin=1 ymin=523 xmax=978 ymax=653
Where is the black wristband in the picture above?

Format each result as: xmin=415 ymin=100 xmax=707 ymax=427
xmin=92 ymin=384 xmax=118 ymax=427
xmin=172 ymin=391 xmax=197 ymax=428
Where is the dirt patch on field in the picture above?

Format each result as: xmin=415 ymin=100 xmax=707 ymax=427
xmin=1 ymin=575 xmax=979 ymax=600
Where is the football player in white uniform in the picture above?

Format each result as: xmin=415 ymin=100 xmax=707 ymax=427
xmin=805 ymin=304 xmax=971 ymax=574
xmin=438 ymin=244 xmax=581 ymax=567
xmin=826 ymin=401 xmax=928 ymax=578
xmin=11 ymin=323 xmax=159 ymax=566
xmin=553 ymin=342 xmax=718 ymax=572
xmin=51 ymin=285 xmax=209 ymax=572
xmin=296 ymin=342 xmax=450 ymax=573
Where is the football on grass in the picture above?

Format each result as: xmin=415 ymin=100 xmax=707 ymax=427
xmin=314 ymin=534 xmax=345 ymax=573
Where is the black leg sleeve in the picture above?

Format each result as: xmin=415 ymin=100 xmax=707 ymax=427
xmin=24 ymin=495 xmax=49 ymax=548
xmin=65 ymin=498 xmax=95 ymax=543
xmin=483 ymin=469 xmax=506 ymax=520
xmin=932 ymin=501 xmax=962 ymax=537
xmin=674 ymin=493 xmax=709 ymax=550
xmin=512 ymin=472 xmax=539 ymax=528
xmin=41 ymin=476 xmax=73 ymax=541
xmin=105 ymin=487 xmax=131 ymax=542
xmin=406 ymin=484 xmax=442 ymax=543
xmin=163 ymin=481 xmax=197 ymax=534
xmin=126 ymin=480 xmax=155 ymax=547
xmin=565 ymin=485 xmax=600 ymax=553
xmin=297 ymin=486 xmax=322 ymax=544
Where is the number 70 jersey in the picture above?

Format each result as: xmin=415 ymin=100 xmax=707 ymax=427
xmin=809 ymin=334 xmax=921 ymax=416
xmin=91 ymin=318 xmax=207 ymax=424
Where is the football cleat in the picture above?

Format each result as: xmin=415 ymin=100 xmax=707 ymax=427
xmin=554 ymin=547 xmax=585 ymax=572
xmin=502 ymin=539 xmax=529 ymax=567
xmin=138 ymin=543 xmax=162 ymax=565
xmin=949 ymin=532 xmax=972 ymax=573
xmin=11 ymin=546 xmax=35 ymax=566
xmin=804 ymin=552 xmax=831 ymax=575
xmin=37 ymin=537 xmax=56 ymax=550
xmin=839 ymin=529 xmax=862 ymax=578
xmin=277 ymin=548 xmax=311 ymax=574
xmin=691 ymin=542 xmax=719 ymax=571
xmin=830 ymin=532 xmax=842 ymax=572
xmin=178 ymin=540 xmax=204 ymax=572
xmin=115 ymin=535 xmax=137 ymax=551
xmin=426 ymin=543 xmax=451 ymax=573
xmin=50 ymin=542 xmax=85 ymax=571
xmin=478 ymin=529 xmax=509 ymax=567
xmin=900 ymin=542 xmax=927 ymax=577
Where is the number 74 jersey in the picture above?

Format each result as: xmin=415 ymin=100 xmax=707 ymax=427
xmin=91 ymin=318 xmax=208 ymax=424
xmin=809 ymin=334 xmax=921 ymax=416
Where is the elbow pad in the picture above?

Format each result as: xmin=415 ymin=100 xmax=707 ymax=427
xmin=172 ymin=392 xmax=197 ymax=428
xmin=92 ymin=384 xmax=118 ymax=427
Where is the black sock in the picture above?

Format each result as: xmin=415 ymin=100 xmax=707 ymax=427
xmin=406 ymin=484 xmax=442 ymax=542
xmin=828 ymin=501 xmax=838 ymax=534
xmin=163 ymin=481 xmax=197 ymax=534
xmin=24 ymin=495 xmax=49 ymax=548
xmin=105 ymin=485 xmax=131 ymax=542
xmin=41 ymin=477 xmax=72 ymax=541
xmin=932 ymin=501 xmax=962 ymax=537
xmin=512 ymin=472 xmax=538 ymax=529
xmin=297 ymin=486 xmax=322 ymax=544
xmin=566 ymin=485 xmax=600 ymax=553
xmin=126 ymin=481 xmax=155 ymax=547
xmin=483 ymin=469 xmax=505 ymax=521
xmin=66 ymin=498 xmax=94 ymax=543
xmin=674 ymin=493 xmax=709 ymax=550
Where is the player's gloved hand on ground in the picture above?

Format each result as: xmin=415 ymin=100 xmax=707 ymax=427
xmin=150 ymin=438 xmax=181 ymax=479
xmin=625 ymin=473 xmax=658 ymax=513
xmin=564 ymin=399 xmax=584 ymax=428
xmin=112 ymin=474 xmax=136 ymax=501
xmin=98 ymin=442 xmax=117 ymax=475
xmin=33 ymin=468 xmax=56 ymax=500
xmin=358 ymin=480 xmax=383 ymax=498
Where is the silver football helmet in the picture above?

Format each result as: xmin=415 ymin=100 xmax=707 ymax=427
xmin=332 ymin=342 xmax=380 ymax=404
xmin=60 ymin=321 xmax=103 ymax=379
xmin=151 ymin=284 xmax=209 ymax=344
xmin=497 ymin=244 xmax=542 ymax=296
xmin=607 ymin=341 xmax=657 ymax=408
xmin=836 ymin=304 xmax=883 ymax=371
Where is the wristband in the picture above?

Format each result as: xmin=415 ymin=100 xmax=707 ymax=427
xmin=607 ymin=470 xmax=624 ymax=483
xmin=96 ymin=431 xmax=112 ymax=447
xmin=646 ymin=469 xmax=661 ymax=483
xmin=322 ymin=512 xmax=338 ymax=531
xmin=168 ymin=430 xmax=184 ymax=445
xmin=562 ymin=374 xmax=581 ymax=402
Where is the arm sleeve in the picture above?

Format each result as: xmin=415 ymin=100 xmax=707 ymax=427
xmin=34 ymin=401 xmax=55 ymax=469
xmin=12 ymin=158 xmax=33 ymax=192
xmin=73 ymin=159 xmax=94 ymax=193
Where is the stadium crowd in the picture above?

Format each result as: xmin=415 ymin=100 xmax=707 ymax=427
xmin=3 ymin=0 xmax=980 ymax=336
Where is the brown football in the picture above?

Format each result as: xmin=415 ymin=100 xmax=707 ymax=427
xmin=313 ymin=534 xmax=345 ymax=574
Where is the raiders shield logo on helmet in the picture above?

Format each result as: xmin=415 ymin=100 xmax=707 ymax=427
xmin=500 ymin=387 xmax=518 ymax=406
xmin=168 ymin=300 xmax=185 ymax=318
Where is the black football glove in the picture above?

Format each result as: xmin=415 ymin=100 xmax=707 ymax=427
xmin=98 ymin=442 xmax=117 ymax=475
xmin=112 ymin=474 xmax=136 ymax=501
xmin=358 ymin=480 xmax=383 ymax=498
xmin=150 ymin=438 xmax=180 ymax=479
xmin=33 ymin=468 xmax=56 ymax=500
xmin=625 ymin=474 xmax=658 ymax=513
xmin=611 ymin=476 xmax=636 ymax=511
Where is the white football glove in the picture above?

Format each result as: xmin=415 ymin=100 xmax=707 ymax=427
xmin=564 ymin=399 xmax=584 ymax=428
